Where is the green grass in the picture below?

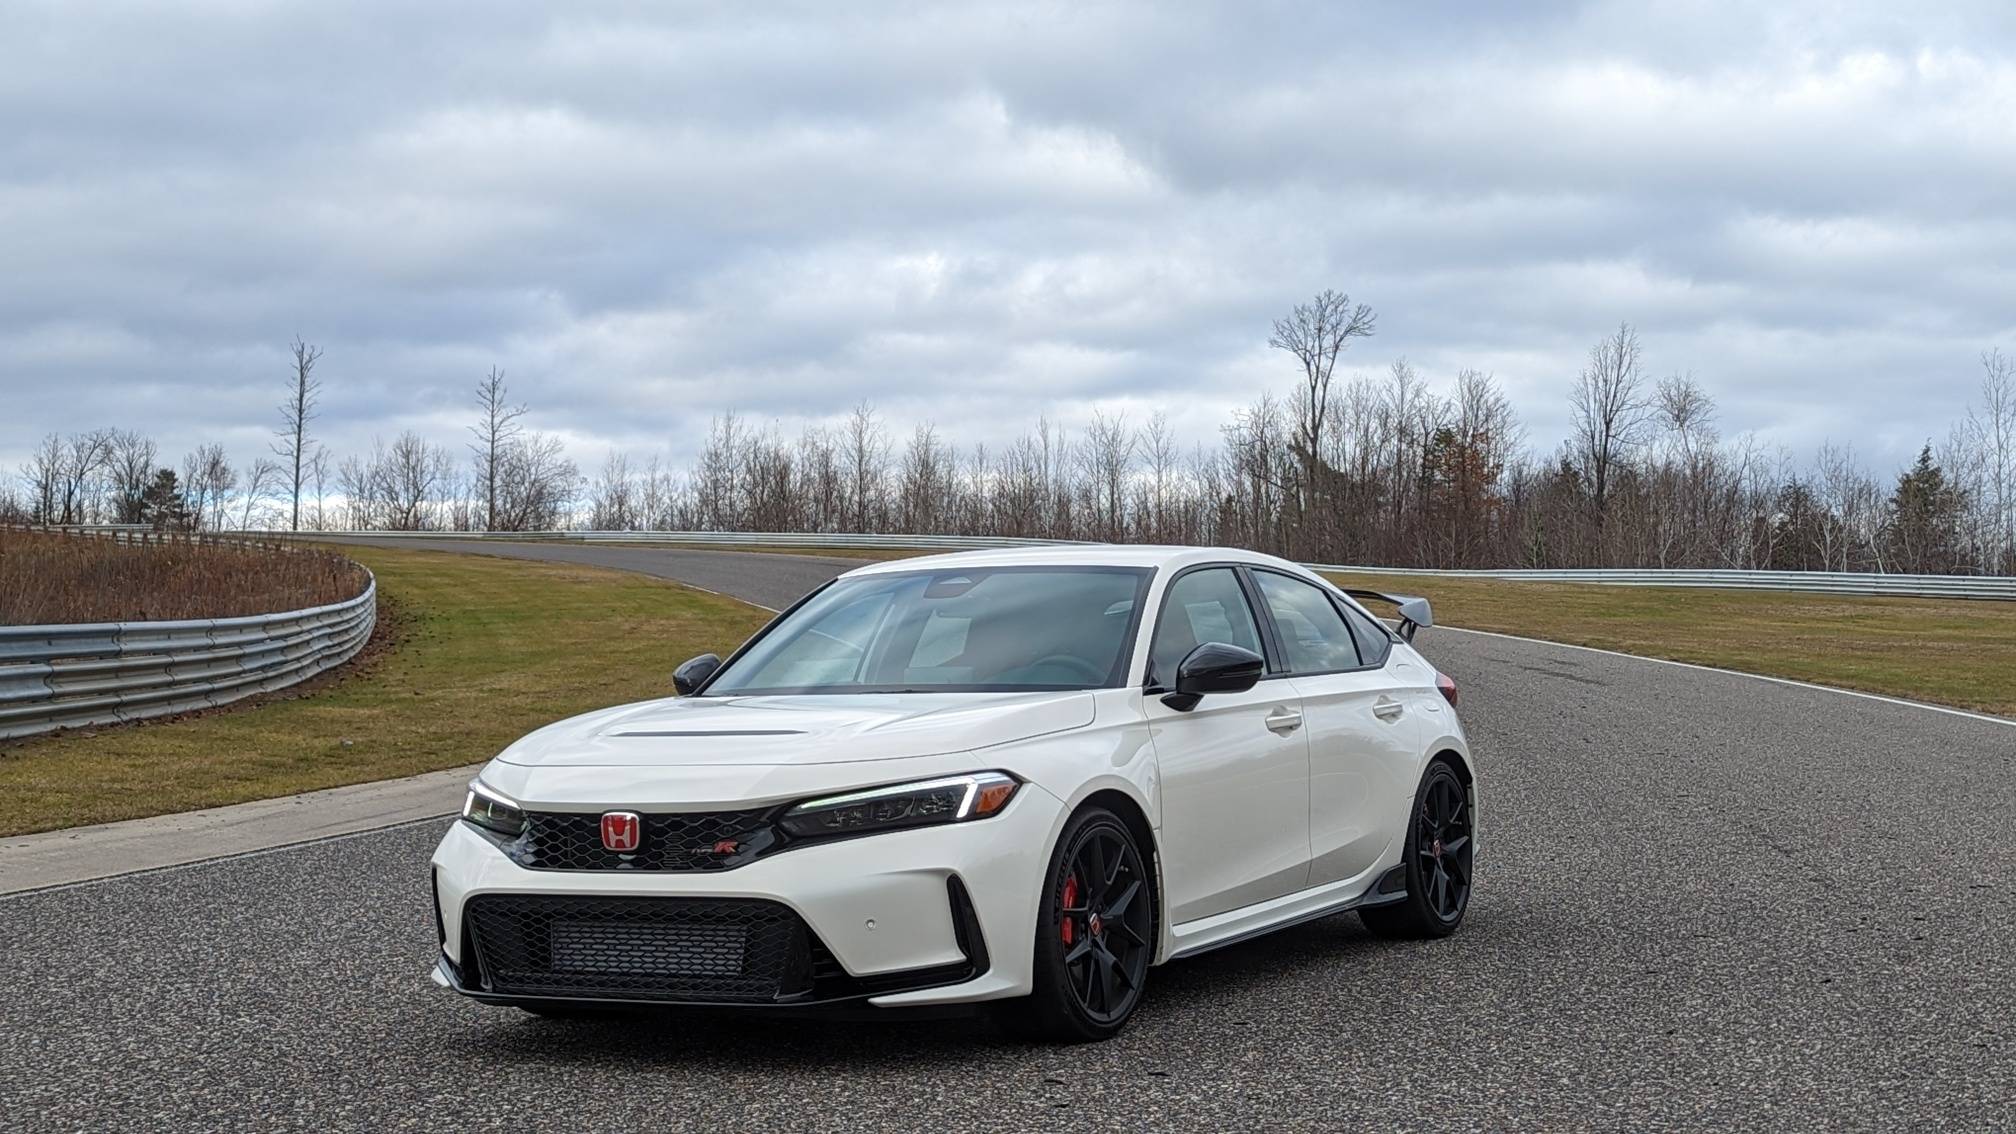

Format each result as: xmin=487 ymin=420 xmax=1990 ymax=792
xmin=0 ymin=544 xmax=772 ymax=837
xmin=1325 ymin=571 xmax=2016 ymax=718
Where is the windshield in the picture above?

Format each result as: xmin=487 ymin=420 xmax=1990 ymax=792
xmin=703 ymin=566 xmax=1153 ymax=695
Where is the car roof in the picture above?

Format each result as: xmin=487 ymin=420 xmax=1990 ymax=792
xmin=839 ymin=544 xmax=1310 ymax=578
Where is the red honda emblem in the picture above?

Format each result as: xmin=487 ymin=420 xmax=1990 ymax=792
xmin=600 ymin=811 xmax=642 ymax=853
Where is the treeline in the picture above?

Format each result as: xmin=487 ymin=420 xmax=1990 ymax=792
xmin=9 ymin=297 xmax=2015 ymax=575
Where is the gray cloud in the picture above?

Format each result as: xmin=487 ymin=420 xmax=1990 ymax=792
xmin=4 ymin=0 xmax=2014 ymax=482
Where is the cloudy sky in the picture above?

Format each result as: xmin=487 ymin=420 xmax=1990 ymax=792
xmin=4 ymin=0 xmax=2014 ymax=481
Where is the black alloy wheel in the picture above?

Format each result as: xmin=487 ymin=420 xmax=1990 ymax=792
xmin=1360 ymin=760 xmax=1473 ymax=939
xmin=996 ymin=807 xmax=1155 ymax=1042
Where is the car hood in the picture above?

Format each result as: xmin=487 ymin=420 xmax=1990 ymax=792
xmin=492 ymin=689 xmax=1097 ymax=768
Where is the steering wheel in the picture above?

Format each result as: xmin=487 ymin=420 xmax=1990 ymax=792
xmin=1022 ymin=654 xmax=1106 ymax=684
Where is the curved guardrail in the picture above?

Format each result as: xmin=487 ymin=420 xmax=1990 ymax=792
xmin=0 ymin=575 xmax=376 ymax=740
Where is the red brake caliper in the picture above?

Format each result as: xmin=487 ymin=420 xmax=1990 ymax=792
xmin=1061 ymin=873 xmax=1080 ymax=944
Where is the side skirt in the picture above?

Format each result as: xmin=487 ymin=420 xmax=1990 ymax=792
xmin=1163 ymin=863 xmax=1408 ymax=962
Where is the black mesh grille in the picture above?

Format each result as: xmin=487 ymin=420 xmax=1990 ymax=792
xmin=464 ymin=894 xmax=811 ymax=1002
xmin=509 ymin=808 xmax=779 ymax=872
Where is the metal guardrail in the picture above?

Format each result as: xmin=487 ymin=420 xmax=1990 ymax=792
xmin=1308 ymin=564 xmax=2016 ymax=601
xmin=0 ymin=576 xmax=377 ymax=740
xmin=271 ymin=528 xmax=2016 ymax=600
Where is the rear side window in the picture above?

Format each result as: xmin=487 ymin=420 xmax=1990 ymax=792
xmin=1149 ymin=567 xmax=1263 ymax=686
xmin=1252 ymin=570 xmax=1361 ymax=674
xmin=1336 ymin=600 xmax=1394 ymax=669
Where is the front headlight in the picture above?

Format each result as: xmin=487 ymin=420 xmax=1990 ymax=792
xmin=779 ymin=771 xmax=1020 ymax=841
xmin=461 ymin=781 xmax=527 ymax=838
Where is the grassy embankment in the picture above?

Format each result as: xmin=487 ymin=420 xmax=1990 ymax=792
xmin=1323 ymin=570 xmax=2016 ymax=718
xmin=0 ymin=544 xmax=770 ymax=836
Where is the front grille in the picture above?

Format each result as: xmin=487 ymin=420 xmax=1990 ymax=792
xmin=509 ymin=807 xmax=779 ymax=872
xmin=464 ymin=894 xmax=812 ymax=1002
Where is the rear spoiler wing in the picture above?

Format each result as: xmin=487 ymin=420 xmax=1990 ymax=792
xmin=1340 ymin=589 xmax=1434 ymax=643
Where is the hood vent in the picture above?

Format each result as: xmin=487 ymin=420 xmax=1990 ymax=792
xmin=610 ymin=729 xmax=807 ymax=738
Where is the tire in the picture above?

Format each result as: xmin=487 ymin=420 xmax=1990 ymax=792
xmin=1359 ymin=760 xmax=1473 ymax=940
xmin=994 ymin=806 xmax=1155 ymax=1043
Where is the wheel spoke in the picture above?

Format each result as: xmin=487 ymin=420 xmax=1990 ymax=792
xmin=1113 ymin=920 xmax=1149 ymax=947
xmin=1105 ymin=879 xmax=1142 ymax=920
xmin=1442 ymin=834 xmax=1468 ymax=856
xmin=1095 ymin=949 xmax=1118 ymax=1011
xmin=1084 ymin=839 xmax=1110 ymax=904
xmin=1064 ymin=937 xmax=1094 ymax=965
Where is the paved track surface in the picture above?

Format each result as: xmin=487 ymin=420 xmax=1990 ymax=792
xmin=4 ymin=540 xmax=2012 ymax=1132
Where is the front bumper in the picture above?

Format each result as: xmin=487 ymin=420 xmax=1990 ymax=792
xmin=429 ymin=784 xmax=1063 ymax=1009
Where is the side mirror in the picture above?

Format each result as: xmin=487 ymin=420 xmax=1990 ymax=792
xmin=1161 ymin=641 xmax=1264 ymax=711
xmin=672 ymin=653 xmax=721 ymax=696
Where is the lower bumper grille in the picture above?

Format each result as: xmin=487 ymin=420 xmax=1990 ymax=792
xmin=464 ymin=894 xmax=811 ymax=1002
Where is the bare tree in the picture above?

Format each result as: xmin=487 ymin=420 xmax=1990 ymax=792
xmin=106 ymin=429 xmax=158 ymax=523
xmin=1139 ymin=412 xmax=1179 ymax=542
xmin=308 ymin=445 xmax=332 ymax=530
xmin=236 ymin=457 xmax=282 ymax=530
xmin=495 ymin=434 xmax=578 ymax=531
xmin=1077 ymin=410 xmax=1135 ymax=540
xmin=22 ymin=434 xmax=63 ymax=523
xmin=274 ymin=337 xmax=324 ymax=531
xmin=54 ymin=430 xmax=114 ymax=525
xmin=180 ymin=443 xmax=235 ymax=531
xmin=1964 ymin=349 xmax=2015 ymax=572
xmin=590 ymin=452 xmax=639 ymax=530
xmin=1570 ymin=322 xmax=1653 ymax=540
xmin=1270 ymin=290 xmax=1376 ymax=522
xmin=468 ymin=367 xmax=525 ymax=531
xmin=842 ymin=402 xmax=889 ymax=532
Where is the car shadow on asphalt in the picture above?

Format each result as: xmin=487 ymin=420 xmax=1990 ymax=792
xmin=437 ymin=911 xmax=1409 ymax=1065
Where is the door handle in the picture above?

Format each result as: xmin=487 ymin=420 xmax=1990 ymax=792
xmin=1264 ymin=707 xmax=1304 ymax=735
xmin=1372 ymin=697 xmax=1406 ymax=722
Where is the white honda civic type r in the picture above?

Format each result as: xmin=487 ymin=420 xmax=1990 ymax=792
xmin=430 ymin=545 xmax=1476 ymax=1040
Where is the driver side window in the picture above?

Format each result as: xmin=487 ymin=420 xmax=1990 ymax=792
xmin=1149 ymin=568 xmax=1263 ymax=687
xmin=735 ymin=589 xmax=893 ymax=688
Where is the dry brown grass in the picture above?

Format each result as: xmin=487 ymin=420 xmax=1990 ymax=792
xmin=0 ymin=528 xmax=368 ymax=624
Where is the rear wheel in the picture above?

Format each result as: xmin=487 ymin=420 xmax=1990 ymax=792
xmin=1360 ymin=760 xmax=1472 ymax=939
xmin=994 ymin=806 xmax=1154 ymax=1042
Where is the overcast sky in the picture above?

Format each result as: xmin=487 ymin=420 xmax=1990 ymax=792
xmin=4 ymin=0 xmax=2014 ymax=481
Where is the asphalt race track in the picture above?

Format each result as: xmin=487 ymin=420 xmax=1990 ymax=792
xmin=3 ymin=541 xmax=2012 ymax=1131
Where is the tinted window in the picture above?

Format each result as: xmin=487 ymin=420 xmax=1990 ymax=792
xmin=1149 ymin=568 xmax=1263 ymax=687
xmin=707 ymin=567 xmax=1150 ymax=694
xmin=1252 ymin=571 xmax=1360 ymax=674
xmin=1338 ymin=600 xmax=1393 ymax=668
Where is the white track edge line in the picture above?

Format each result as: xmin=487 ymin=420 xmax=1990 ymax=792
xmin=1440 ymin=625 xmax=2015 ymax=729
